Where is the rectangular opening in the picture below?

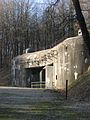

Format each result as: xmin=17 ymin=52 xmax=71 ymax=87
xmin=25 ymin=66 xmax=45 ymax=88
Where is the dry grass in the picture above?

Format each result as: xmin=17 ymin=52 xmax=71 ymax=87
xmin=0 ymin=67 xmax=11 ymax=86
xmin=0 ymin=88 xmax=90 ymax=120
xmin=68 ymin=71 xmax=90 ymax=101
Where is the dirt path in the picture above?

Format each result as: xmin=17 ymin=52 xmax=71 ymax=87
xmin=0 ymin=87 xmax=90 ymax=120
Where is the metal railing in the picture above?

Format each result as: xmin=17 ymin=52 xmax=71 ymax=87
xmin=31 ymin=81 xmax=45 ymax=88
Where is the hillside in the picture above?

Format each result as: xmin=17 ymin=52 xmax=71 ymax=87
xmin=0 ymin=67 xmax=11 ymax=86
xmin=68 ymin=71 xmax=90 ymax=101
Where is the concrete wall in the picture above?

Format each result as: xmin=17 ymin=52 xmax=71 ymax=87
xmin=45 ymin=66 xmax=53 ymax=89
xmin=53 ymin=36 xmax=90 ymax=89
xmin=12 ymin=36 xmax=90 ymax=89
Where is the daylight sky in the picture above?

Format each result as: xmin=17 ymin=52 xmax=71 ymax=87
xmin=34 ymin=0 xmax=55 ymax=4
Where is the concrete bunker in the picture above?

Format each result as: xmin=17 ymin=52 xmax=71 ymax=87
xmin=12 ymin=36 xmax=90 ymax=89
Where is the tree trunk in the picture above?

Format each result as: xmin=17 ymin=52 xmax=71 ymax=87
xmin=71 ymin=0 xmax=90 ymax=54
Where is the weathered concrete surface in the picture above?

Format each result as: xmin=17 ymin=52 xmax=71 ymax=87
xmin=12 ymin=36 xmax=90 ymax=89
xmin=0 ymin=87 xmax=90 ymax=120
xmin=46 ymin=66 xmax=53 ymax=89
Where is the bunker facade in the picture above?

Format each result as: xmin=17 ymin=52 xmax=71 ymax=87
xmin=12 ymin=36 xmax=90 ymax=89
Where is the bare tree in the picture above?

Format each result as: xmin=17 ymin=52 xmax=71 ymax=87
xmin=41 ymin=0 xmax=76 ymax=48
xmin=0 ymin=0 xmax=76 ymax=69
xmin=71 ymin=0 xmax=90 ymax=54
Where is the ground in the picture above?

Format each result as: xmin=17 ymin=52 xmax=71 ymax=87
xmin=0 ymin=87 xmax=90 ymax=120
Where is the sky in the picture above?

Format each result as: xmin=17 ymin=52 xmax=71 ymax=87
xmin=29 ymin=0 xmax=56 ymax=16
xmin=34 ymin=0 xmax=55 ymax=4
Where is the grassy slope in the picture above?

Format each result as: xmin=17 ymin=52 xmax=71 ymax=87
xmin=0 ymin=67 xmax=11 ymax=86
xmin=68 ymin=71 xmax=90 ymax=101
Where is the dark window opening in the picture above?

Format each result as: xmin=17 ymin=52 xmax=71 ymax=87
xmin=25 ymin=66 xmax=45 ymax=88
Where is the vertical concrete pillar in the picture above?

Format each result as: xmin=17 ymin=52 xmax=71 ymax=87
xmin=53 ymin=62 xmax=57 ymax=88
xmin=46 ymin=66 xmax=53 ymax=89
xmin=40 ymin=70 xmax=43 ymax=88
xmin=12 ymin=60 xmax=16 ymax=86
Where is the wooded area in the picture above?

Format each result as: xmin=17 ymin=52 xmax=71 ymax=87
xmin=0 ymin=0 xmax=78 ymax=69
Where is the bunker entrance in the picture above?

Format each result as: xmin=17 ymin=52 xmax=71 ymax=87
xmin=25 ymin=67 xmax=45 ymax=88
